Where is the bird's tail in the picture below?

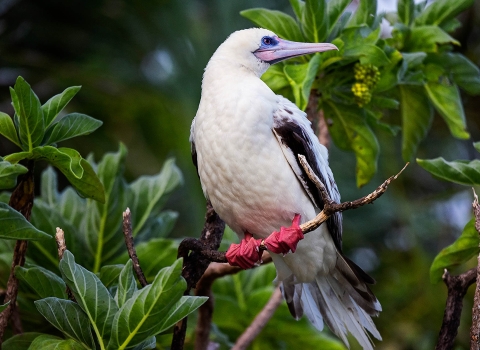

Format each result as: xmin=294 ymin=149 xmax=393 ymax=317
xmin=281 ymin=253 xmax=382 ymax=349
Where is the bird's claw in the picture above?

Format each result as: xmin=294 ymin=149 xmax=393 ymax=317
xmin=226 ymin=232 xmax=263 ymax=269
xmin=264 ymin=214 xmax=304 ymax=255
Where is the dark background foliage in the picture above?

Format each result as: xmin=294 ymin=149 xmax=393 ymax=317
xmin=1 ymin=0 xmax=480 ymax=348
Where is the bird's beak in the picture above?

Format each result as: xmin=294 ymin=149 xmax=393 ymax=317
xmin=254 ymin=38 xmax=338 ymax=64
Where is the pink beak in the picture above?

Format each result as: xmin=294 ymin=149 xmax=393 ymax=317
xmin=254 ymin=37 xmax=338 ymax=64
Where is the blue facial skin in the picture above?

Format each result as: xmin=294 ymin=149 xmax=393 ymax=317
xmin=259 ymin=36 xmax=279 ymax=50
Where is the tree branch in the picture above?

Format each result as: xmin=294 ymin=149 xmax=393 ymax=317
xmin=122 ymin=208 xmax=148 ymax=288
xmin=0 ymin=160 xmax=35 ymax=345
xmin=232 ymin=286 xmax=283 ymax=350
xmin=470 ymin=189 xmax=480 ymax=349
xmin=306 ymin=90 xmax=330 ymax=148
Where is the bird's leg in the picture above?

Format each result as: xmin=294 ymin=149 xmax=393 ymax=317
xmin=225 ymin=232 xmax=263 ymax=269
xmin=263 ymin=214 xmax=304 ymax=255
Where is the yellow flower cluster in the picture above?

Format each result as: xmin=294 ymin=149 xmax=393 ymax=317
xmin=351 ymin=63 xmax=380 ymax=107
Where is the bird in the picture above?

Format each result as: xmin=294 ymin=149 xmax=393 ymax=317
xmin=190 ymin=28 xmax=381 ymax=349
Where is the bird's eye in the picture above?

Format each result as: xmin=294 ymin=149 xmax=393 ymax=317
xmin=262 ymin=37 xmax=272 ymax=45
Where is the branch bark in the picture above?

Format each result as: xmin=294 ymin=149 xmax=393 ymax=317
xmin=232 ymin=286 xmax=283 ymax=350
xmin=0 ymin=160 xmax=35 ymax=345
xmin=306 ymin=90 xmax=330 ymax=148
xmin=55 ymin=228 xmax=76 ymax=302
xmin=122 ymin=208 xmax=148 ymax=288
xmin=470 ymin=189 xmax=480 ymax=349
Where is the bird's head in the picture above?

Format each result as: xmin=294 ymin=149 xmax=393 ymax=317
xmin=210 ymin=28 xmax=338 ymax=77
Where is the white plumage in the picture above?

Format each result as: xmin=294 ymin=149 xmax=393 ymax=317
xmin=190 ymin=28 xmax=381 ymax=349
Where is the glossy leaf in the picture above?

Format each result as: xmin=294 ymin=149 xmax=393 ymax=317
xmin=10 ymin=77 xmax=45 ymax=151
xmin=262 ymin=64 xmax=290 ymax=91
xmin=397 ymin=0 xmax=414 ymax=25
xmin=397 ymin=52 xmax=427 ymax=84
xmin=289 ymin=0 xmax=305 ymax=21
xmin=344 ymin=44 xmax=390 ymax=67
xmin=430 ymin=219 xmax=478 ymax=283
xmin=414 ymin=0 xmax=474 ymax=27
xmin=347 ymin=0 xmax=376 ymax=27
xmin=240 ymin=8 xmax=304 ymax=42
xmin=16 ymin=265 xmax=67 ymax=299
xmin=41 ymin=86 xmax=81 ymax=127
xmin=0 ymin=111 xmax=20 ymax=146
xmin=283 ymin=54 xmax=320 ymax=110
xmin=404 ymin=26 xmax=459 ymax=53
xmin=303 ymin=0 xmax=327 ymax=42
xmin=85 ymin=144 xmax=128 ymax=272
xmin=424 ymin=82 xmax=469 ymax=139
xmin=323 ymin=101 xmax=378 ymax=187
xmin=31 ymin=146 xmax=105 ymax=203
xmin=130 ymin=158 xmax=182 ymax=236
xmin=430 ymin=53 xmax=480 ymax=95
xmin=107 ymin=259 xmax=207 ymax=349
xmin=43 ymin=113 xmax=103 ymax=145
xmin=0 ymin=159 xmax=28 ymax=190
xmin=399 ymin=85 xmax=433 ymax=161
xmin=136 ymin=210 xmax=178 ymax=241
xmin=35 ymin=298 xmax=96 ymax=349
xmin=99 ymin=264 xmax=125 ymax=288
xmin=2 ymin=333 xmax=45 ymax=350
xmin=327 ymin=0 xmax=351 ymax=32
xmin=29 ymin=335 xmax=85 ymax=350
xmin=417 ymin=158 xmax=480 ymax=186
xmin=0 ymin=202 xmax=51 ymax=240
xmin=40 ymin=166 xmax=59 ymax=206
xmin=115 ymin=260 xmax=137 ymax=308
xmin=59 ymin=250 xmax=119 ymax=348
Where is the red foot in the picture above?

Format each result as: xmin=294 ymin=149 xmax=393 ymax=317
xmin=225 ymin=215 xmax=304 ymax=268
xmin=226 ymin=232 xmax=263 ymax=269
xmin=264 ymin=214 xmax=304 ymax=255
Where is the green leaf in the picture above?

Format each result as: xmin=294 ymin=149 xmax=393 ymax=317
xmin=115 ymin=260 xmax=137 ymax=308
xmin=289 ymin=0 xmax=305 ymax=21
xmin=430 ymin=219 xmax=478 ymax=283
xmin=0 ymin=202 xmax=51 ymax=240
xmin=86 ymin=144 xmax=128 ymax=273
xmin=475 ymin=142 xmax=480 ymax=154
xmin=2 ymin=332 xmax=45 ymax=350
xmin=327 ymin=0 xmax=351 ymax=32
xmin=107 ymin=259 xmax=207 ymax=350
xmin=424 ymin=81 xmax=469 ymax=139
xmin=35 ymin=298 xmax=96 ymax=349
xmin=262 ymin=64 xmax=290 ymax=92
xmin=347 ymin=0 xmax=376 ymax=28
xmin=99 ymin=264 xmax=125 ymax=288
xmin=41 ymin=86 xmax=81 ymax=127
xmin=10 ymin=77 xmax=45 ymax=151
xmin=40 ymin=166 xmax=59 ymax=206
xmin=43 ymin=113 xmax=103 ymax=145
xmin=323 ymin=101 xmax=378 ymax=187
xmin=3 ymin=151 xmax=31 ymax=164
xmin=240 ymin=8 xmax=304 ymax=42
xmin=397 ymin=52 xmax=427 ymax=84
xmin=417 ymin=157 xmax=480 ymax=186
xmin=414 ymin=0 xmax=474 ymax=27
xmin=399 ymin=85 xmax=433 ymax=161
xmin=432 ymin=53 xmax=480 ymax=95
xmin=303 ymin=0 xmax=327 ymax=42
xmin=28 ymin=335 xmax=85 ymax=350
xmin=130 ymin=158 xmax=182 ymax=236
xmin=0 ymin=111 xmax=20 ymax=146
xmin=30 ymin=146 xmax=105 ymax=203
xmin=59 ymin=250 xmax=119 ymax=348
xmin=135 ymin=210 xmax=179 ymax=242
xmin=0 ymin=159 xmax=28 ymax=190
xmin=404 ymin=26 xmax=459 ymax=53
xmin=16 ymin=265 xmax=67 ymax=299
xmin=344 ymin=44 xmax=390 ymax=67
xmin=397 ymin=0 xmax=414 ymax=25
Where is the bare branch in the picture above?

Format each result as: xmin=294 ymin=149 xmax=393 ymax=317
xmin=122 ymin=208 xmax=148 ymax=288
xmin=470 ymin=189 xmax=480 ymax=349
xmin=232 ymin=286 xmax=283 ymax=350
xmin=55 ymin=228 xmax=76 ymax=302
xmin=436 ymin=268 xmax=476 ymax=350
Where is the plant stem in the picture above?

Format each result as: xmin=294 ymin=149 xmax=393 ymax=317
xmin=0 ymin=160 xmax=35 ymax=345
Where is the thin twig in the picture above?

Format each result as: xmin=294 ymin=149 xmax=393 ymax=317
xmin=0 ymin=160 xmax=35 ymax=345
xmin=436 ymin=268 xmax=477 ymax=350
xmin=232 ymin=286 xmax=283 ymax=350
xmin=122 ymin=208 xmax=148 ymax=288
xmin=55 ymin=228 xmax=76 ymax=302
xmin=470 ymin=189 xmax=480 ymax=349
xmin=194 ymin=253 xmax=272 ymax=350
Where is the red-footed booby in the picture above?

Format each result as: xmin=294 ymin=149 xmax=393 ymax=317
xmin=190 ymin=28 xmax=381 ymax=349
